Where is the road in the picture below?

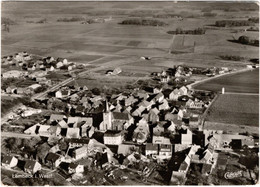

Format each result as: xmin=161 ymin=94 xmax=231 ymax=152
xmin=1 ymin=131 xmax=42 ymax=139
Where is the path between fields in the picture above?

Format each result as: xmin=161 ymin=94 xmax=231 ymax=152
xmin=224 ymin=92 xmax=259 ymax=96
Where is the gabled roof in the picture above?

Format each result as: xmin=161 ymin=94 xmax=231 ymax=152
xmin=159 ymin=144 xmax=172 ymax=152
xmin=112 ymin=112 xmax=131 ymax=120
xmin=2 ymin=156 xmax=16 ymax=165
xmin=66 ymin=128 xmax=80 ymax=138
xmin=146 ymin=143 xmax=158 ymax=151
xmin=66 ymin=138 xmax=89 ymax=144
xmin=67 ymin=117 xmax=80 ymax=124
xmin=50 ymin=114 xmax=66 ymax=122
xmin=68 ymin=162 xmax=79 ymax=169
xmin=179 ymin=161 xmax=188 ymax=171
xmin=45 ymin=153 xmax=61 ymax=162
xmin=104 ymin=130 xmax=123 ymax=137
xmin=24 ymin=160 xmax=39 ymax=170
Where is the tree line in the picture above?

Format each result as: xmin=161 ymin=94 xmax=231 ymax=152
xmin=215 ymin=20 xmax=254 ymax=27
xmin=120 ymin=19 xmax=168 ymax=26
xmin=167 ymin=27 xmax=206 ymax=35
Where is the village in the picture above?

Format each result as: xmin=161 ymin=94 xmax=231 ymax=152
xmin=1 ymin=52 xmax=259 ymax=185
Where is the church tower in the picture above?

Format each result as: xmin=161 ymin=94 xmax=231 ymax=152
xmin=100 ymin=100 xmax=112 ymax=131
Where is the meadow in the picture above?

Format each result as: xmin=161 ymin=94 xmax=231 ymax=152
xmin=206 ymin=94 xmax=259 ymax=127
xmin=2 ymin=1 xmax=259 ymax=72
xmin=194 ymin=68 xmax=259 ymax=93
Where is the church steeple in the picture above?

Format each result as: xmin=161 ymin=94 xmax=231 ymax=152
xmin=104 ymin=100 xmax=110 ymax=112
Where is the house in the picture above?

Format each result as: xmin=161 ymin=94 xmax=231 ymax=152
xmin=17 ymin=87 xmax=26 ymax=94
xmin=65 ymin=127 xmax=80 ymax=138
xmin=45 ymin=153 xmax=64 ymax=168
xmin=24 ymin=160 xmax=41 ymax=174
xmin=166 ymin=121 xmax=177 ymax=133
xmin=133 ymin=120 xmax=150 ymax=144
xmin=113 ymin=67 xmax=122 ymax=75
xmin=179 ymin=86 xmax=188 ymax=95
xmin=55 ymin=90 xmax=71 ymax=98
xmin=68 ymin=163 xmax=84 ymax=174
xmin=56 ymin=61 xmax=64 ymax=69
xmin=181 ymin=129 xmax=193 ymax=145
xmin=104 ymin=130 xmax=124 ymax=145
xmin=178 ymin=161 xmax=189 ymax=173
xmin=158 ymin=144 xmax=172 ymax=159
xmin=146 ymin=108 xmax=160 ymax=123
xmin=70 ymin=93 xmax=80 ymax=102
xmin=124 ymin=96 xmax=137 ymax=106
xmin=145 ymin=143 xmax=158 ymax=156
xmin=58 ymin=120 xmax=68 ymax=128
xmin=138 ymin=100 xmax=153 ymax=111
xmin=27 ymin=84 xmax=41 ymax=92
xmin=50 ymin=114 xmax=66 ymax=122
xmin=2 ymin=156 xmax=18 ymax=168
xmin=132 ymin=105 xmax=145 ymax=117
xmin=153 ymin=92 xmax=164 ymax=103
xmin=73 ymin=145 xmax=88 ymax=160
xmin=6 ymin=86 xmax=17 ymax=94
xmin=158 ymin=99 xmax=170 ymax=110
xmin=118 ymin=144 xmax=136 ymax=156
xmin=136 ymin=92 xmax=149 ymax=100
xmin=24 ymin=124 xmax=39 ymax=134
xmin=165 ymin=112 xmax=178 ymax=122
xmin=67 ymin=117 xmax=81 ymax=127
xmin=201 ymin=144 xmax=214 ymax=164
xmin=38 ymin=125 xmax=51 ymax=136
xmin=169 ymin=89 xmax=179 ymax=101
xmin=67 ymin=138 xmax=89 ymax=148
xmin=153 ymin=124 xmax=165 ymax=136
xmin=153 ymin=136 xmax=171 ymax=144
xmin=186 ymin=99 xmax=204 ymax=109
xmin=48 ymin=126 xmax=61 ymax=137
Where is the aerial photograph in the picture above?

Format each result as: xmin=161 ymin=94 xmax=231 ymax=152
xmin=1 ymin=1 xmax=259 ymax=186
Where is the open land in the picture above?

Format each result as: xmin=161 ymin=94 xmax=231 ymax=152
xmin=194 ymin=68 xmax=259 ymax=93
xmin=205 ymin=94 xmax=259 ymax=127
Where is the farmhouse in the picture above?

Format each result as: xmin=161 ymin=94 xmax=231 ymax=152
xmin=45 ymin=153 xmax=64 ymax=168
xmin=2 ymin=156 xmax=18 ymax=169
xmin=145 ymin=143 xmax=159 ymax=156
xmin=24 ymin=160 xmax=42 ymax=174
xmin=68 ymin=163 xmax=84 ymax=174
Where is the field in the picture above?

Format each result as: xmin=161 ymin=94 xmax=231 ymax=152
xmin=195 ymin=69 xmax=259 ymax=93
xmin=2 ymin=1 xmax=259 ymax=74
xmin=205 ymin=94 xmax=259 ymax=127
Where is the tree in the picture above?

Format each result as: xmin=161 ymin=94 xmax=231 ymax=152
xmin=238 ymin=36 xmax=250 ymax=44
xmin=36 ymin=143 xmax=51 ymax=163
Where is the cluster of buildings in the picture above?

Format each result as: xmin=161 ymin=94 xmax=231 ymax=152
xmin=1 ymin=52 xmax=86 ymax=96
xmin=2 ymin=52 xmax=79 ymax=72
xmin=151 ymin=66 xmax=192 ymax=83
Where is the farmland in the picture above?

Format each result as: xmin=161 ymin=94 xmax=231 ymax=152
xmin=205 ymin=94 xmax=259 ymax=127
xmin=194 ymin=68 xmax=259 ymax=93
xmin=2 ymin=1 xmax=259 ymax=74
